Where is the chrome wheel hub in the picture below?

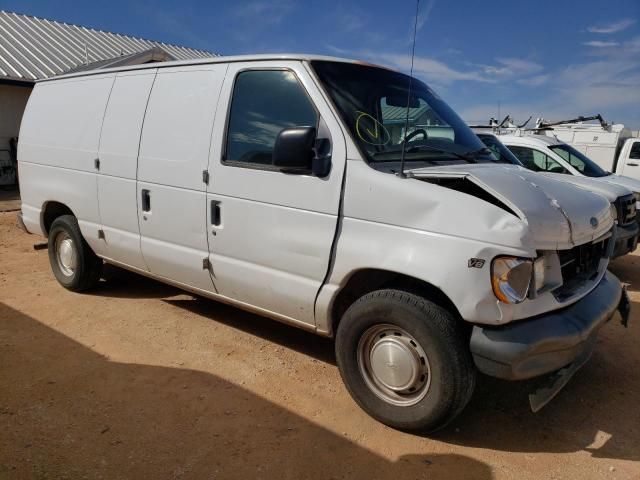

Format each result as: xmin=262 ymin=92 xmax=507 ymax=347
xmin=357 ymin=324 xmax=431 ymax=406
xmin=55 ymin=232 xmax=77 ymax=276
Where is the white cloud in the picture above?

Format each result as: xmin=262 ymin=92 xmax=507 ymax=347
xmin=232 ymin=0 xmax=294 ymax=25
xmin=327 ymin=37 xmax=639 ymax=128
xmin=586 ymin=18 xmax=636 ymax=34
xmin=461 ymin=44 xmax=640 ymax=129
xmin=337 ymin=12 xmax=367 ymax=32
xmin=555 ymin=59 xmax=640 ymax=111
xmin=416 ymin=0 xmax=436 ymax=32
xmin=401 ymin=0 xmax=436 ymax=45
xmin=583 ymin=40 xmax=620 ymax=48
xmin=557 ymin=59 xmax=637 ymax=87
xmin=325 ymin=44 xmax=351 ymax=56
xmin=517 ymin=74 xmax=550 ymax=86
xmin=626 ymin=36 xmax=640 ymax=51
xmin=480 ymin=57 xmax=543 ymax=76
xmin=335 ymin=48 xmax=545 ymax=86
xmin=373 ymin=52 xmax=492 ymax=84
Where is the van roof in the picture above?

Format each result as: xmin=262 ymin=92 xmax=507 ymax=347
xmin=471 ymin=129 xmax=498 ymax=138
xmin=38 ymin=54 xmax=390 ymax=83
xmin=498 ymin=133 xmax=563 ymax=147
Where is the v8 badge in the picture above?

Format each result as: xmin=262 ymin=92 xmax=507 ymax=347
xmin=468 ymin=258 xmax=485 ymax=269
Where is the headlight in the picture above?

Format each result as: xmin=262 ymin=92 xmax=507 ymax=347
xmin=634 ymin=192 xmax=640 ymax=210
xmin=491 ymin=256 xmax=532 ymax=304
xmin=610 ymin=203 xmax=618 ymax=223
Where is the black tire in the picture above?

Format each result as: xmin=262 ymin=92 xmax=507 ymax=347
xmin=335 ymin=289 xmax=476 ymax=432
xmin=48 ymin=215 xmax=102 ymax=292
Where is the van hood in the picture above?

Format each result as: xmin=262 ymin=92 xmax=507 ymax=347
xmin=535 ymin=173 xmax=632 ymax=201
xmin=409 ymin=163 xmax=613 ymax=249
xmin=600 ymin=174 xmax=640 ymax=196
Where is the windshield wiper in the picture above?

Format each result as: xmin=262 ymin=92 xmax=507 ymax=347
xmin=370 ymin=146 xmax=494 ymax=163
xmin=405 ymin=144 xmax=479 ymax=163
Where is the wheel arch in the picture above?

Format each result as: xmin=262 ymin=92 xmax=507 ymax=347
xmin=41 ymin=201 xmax=75 ymax=236
xmin=328 ymin=268 xmax=463 ymax=338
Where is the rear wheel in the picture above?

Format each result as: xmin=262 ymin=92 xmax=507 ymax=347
xmin=335 ymin=289 xmax=476 ymax=432
xmin=48 ymin=215 xmax=102 ymax=291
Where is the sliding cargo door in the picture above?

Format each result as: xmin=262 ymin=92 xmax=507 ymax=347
xmin=97 ymin=69 xmax=156 ymax=270
xmin=137 ymin=65 xmax=226 ymax=291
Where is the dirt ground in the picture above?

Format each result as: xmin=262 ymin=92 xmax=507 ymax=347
xmin=1 ymin=210 xmax=639 ymax=480
xmin=0 ymin=188 xmax=20 ymax=213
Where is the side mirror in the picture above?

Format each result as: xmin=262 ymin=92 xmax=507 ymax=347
xmin=273 ymin=127 xmax=316 ymax=173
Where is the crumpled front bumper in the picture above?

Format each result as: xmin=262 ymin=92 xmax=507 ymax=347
xmin=470 ymin=271 xmax=628 ymax=380
xmin=612 ymin=220 xmax=639 ymax=258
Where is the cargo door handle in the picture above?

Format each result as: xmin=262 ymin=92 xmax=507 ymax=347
xmin=211 ymin=200 xmax=221 ymax=227
xmin=141 ymin=189 xmax=151 ymax=213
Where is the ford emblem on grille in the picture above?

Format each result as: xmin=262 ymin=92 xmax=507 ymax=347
xmin=590 ymin=217 xmax=598 ymax=229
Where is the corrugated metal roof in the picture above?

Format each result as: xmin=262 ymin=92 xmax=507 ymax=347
xmin=0 ymin=10 xmax=217 ymax=82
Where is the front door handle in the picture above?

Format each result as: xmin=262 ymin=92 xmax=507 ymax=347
xmin=628 ymin=162 xmax=639 ymax=167
xmin=211 ymin=200 xmax=221 ymax=227
xmin=141 ymin=189 xmax=151 ymax=212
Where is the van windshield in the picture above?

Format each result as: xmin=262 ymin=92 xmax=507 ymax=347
xmin=311 ymin=61 xmax=494 ymax=166
xmin=548 ymin=144 xmax=609 ymax=177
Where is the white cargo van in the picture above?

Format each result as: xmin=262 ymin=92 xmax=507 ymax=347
xmin=17 ymin=55 xmax=630 ymax=431
xmin=536 ymin=117 xmax=640 ymax=179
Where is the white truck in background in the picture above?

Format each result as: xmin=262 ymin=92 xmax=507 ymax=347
xmin=535 ymin=115 xmax=640 ymax=180
xmin=474 ymin=131 xmax=640 ymax=258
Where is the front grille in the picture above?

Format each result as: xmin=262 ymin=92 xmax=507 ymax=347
xmin=553 ymin=238 xmax=608 ymax=301
xmin=615 ymin=194 xmax=636 ymax=226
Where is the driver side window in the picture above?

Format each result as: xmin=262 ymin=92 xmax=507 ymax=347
xmin=508 ymin=146 xmax=568 ymax=174
xmin=224 ymin=69 xmax=318 ymax=168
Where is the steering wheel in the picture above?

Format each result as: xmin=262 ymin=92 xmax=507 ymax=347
xmin=401 ymin=128 xmax=427 ymax=144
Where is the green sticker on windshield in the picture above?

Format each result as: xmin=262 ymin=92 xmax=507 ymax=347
xmin=355 ymin=111 xmax=391 ymax=146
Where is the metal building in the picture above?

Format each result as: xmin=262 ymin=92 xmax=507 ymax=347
xmin=0 ymin=10 xmax=216 ymax=185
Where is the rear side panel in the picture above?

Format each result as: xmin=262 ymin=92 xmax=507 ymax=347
xmin=18 ymin=74 xmax=115 ymax=241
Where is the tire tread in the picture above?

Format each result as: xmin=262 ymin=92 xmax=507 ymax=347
xmin=336 ymin=288 xmax=476 ymax=432
xmin=48 ymin=215 xmax=102 ymax=292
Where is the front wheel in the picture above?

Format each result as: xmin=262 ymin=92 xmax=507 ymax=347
xmin=335 ymin=289 xmax=476 ymax=432
xmin=48 ymin=215 xmax=102 ymax=291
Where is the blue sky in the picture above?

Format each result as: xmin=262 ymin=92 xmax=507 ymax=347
xmin=3 ymin=0 xmax=640 ymax=129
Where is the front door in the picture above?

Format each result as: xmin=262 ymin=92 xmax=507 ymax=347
xmin=206 ymin=62 xmax=346 ymax=326
xmin=619 ymin=140 xmax=640 ymax=179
